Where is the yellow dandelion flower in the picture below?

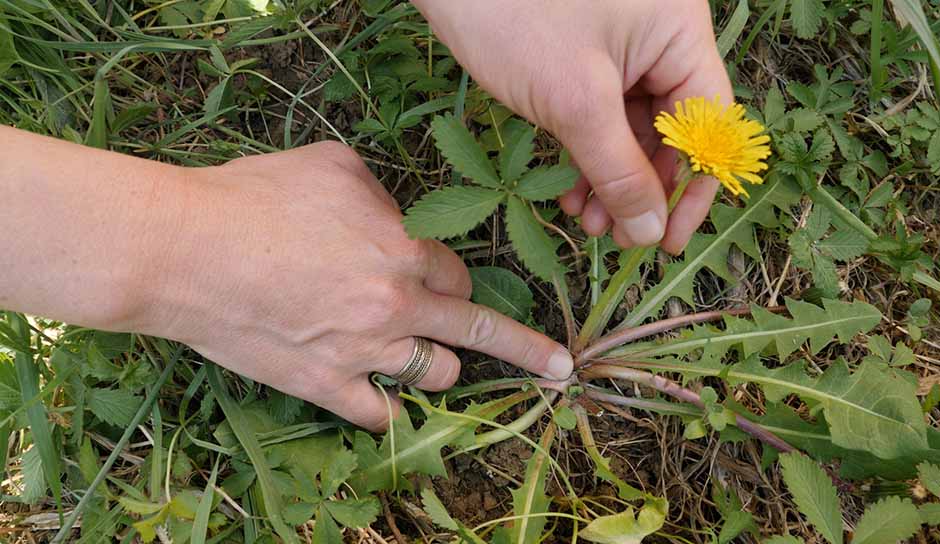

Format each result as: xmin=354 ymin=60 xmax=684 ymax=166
xmin=654 ymin=96 xmax=772 ymax=197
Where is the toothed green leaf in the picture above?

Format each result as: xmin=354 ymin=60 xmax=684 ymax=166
xmin=506 ymin=196 xmax=563 ymax=281
xmin=431 ymin=113 xmax=501 ymax=187
xmin=779 ymin=453 xmax=843 ymax=544
xmin=513 ymin=165 xmax=579 ymax=201
xmin=403 ymin=186 xmax=504 ymax=240
xmin=852 ymin=496 xmax=921 ymax=544
xmin=498 ymin=119 xmax=535 ymax=182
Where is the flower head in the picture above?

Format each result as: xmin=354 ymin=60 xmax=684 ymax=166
xmin=654 ymin=96 xmax=772 ymax=196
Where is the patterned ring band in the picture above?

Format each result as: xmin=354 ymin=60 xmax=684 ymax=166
xmin=392 ymin=337 xmax=434 ymax=386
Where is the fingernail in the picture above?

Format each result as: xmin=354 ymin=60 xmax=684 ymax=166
xmin=546 ymin=348 xmax=574 ymax=381
xmin=621 ymin=211 xmax=665 ymax=247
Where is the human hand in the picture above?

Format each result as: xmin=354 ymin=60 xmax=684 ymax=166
xmin=412 ymin=0 xmax=732 ymax=253
xmin=141 ymin=142 xmax=573 ymax=431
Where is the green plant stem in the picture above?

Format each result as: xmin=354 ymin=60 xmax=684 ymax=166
xmin=582 ymin=364 xmax=794 ymax=453
xmin=468 ymin=392 xmax=558 ymax=452
xmin=574 ymin=166 xmax=696 ymax=354
xmin=51 ymin=344 xmax=182 ymax=543
xmin=808 ymin=185 xmax=877 ymax=241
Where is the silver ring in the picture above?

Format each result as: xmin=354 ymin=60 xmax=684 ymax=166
xmin=392 ymin=337 xmax=434 ymax=386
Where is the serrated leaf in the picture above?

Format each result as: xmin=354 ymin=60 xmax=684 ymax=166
xmin=853 ymin=496 xmax=921 ymax=544
xmin=779 ymin=453 xmax=843 ymax=544
xmin=498 ymin=119 xmax=535 ymax=182
xmin=513 ymin=165 xmax=579 ymax=202
xmin=403 ymin=186 xmax=504 ymax=240
xmin=321 ymin=447 xmax=357 ymax=497
xmin=616 ymin=298 xmax=881 ymax=361
xmin=619 ymin=175 xmax=801 ymax=328
xmin=505 ymin=196 xmax=562 ymax=281
xmin=791 ymin=0 xmax=824 ymax=39
xmin=580 ymin=502 xmax=666 ymax=544
xmin=311 ymin=505 xmax=343 ymax=544
xmin=918 ymin=462 xmax=940 ymax=497
xmin=920 ymin=503 xmax=940 ymax=525
xmin=20 ymin=446 xmax=46 ymax=504
xmin=718 ymin=511 xmax=756 ymax=544
xmin=431 ymin=114 xmax=501 ymax=187
xmin=468 ymin=267 xmax=534 ymax=322
xmin=324 ymin=497 xmax=380 ymax=528
xmin=267 ymin=389 xmax=303 ymax=425
xmin=422 ymin=487 xmax=459 ymax=530
xmin=87 ymin=388 xmax=142 ymax=427
xmin=350 ymin=397 xmax=518 ymax=493
xmin=789 ymin=108 xmax=823 ymax=133
xmin=818 ymin=230 xmax=869 ymax=261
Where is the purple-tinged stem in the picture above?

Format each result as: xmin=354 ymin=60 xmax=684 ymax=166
xmin=576 ymin=306 xmax=785 ymax=366
xmin=583 ymin=364 xmax=795 ymax=453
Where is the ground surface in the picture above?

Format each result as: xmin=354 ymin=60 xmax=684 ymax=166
xmin=1 ymin=0 xmax=940 ymax=543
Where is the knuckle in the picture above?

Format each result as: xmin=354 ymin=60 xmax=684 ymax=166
xmin=465 ymin=307 xmax=499 ymax=350
xmin=362 ymin=278 xmax=413 ymax=327
xmin=316 ymin=140 xmax=362 ymax=169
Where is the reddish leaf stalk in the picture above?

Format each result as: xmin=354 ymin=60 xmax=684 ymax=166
xmin=576 ymin=306 xmax=785 ymax=366
xmin=583 ymin=364 xmax=795 ymax=453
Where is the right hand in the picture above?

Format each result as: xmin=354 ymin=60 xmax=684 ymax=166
xmin=137 ymin=142 xmax=573 ymax=431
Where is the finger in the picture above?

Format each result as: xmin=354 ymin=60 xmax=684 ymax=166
xmin=580 ymin=195 xmax=612 ymax=237
xmin=559 ymin=176 xmax=591 ymax=216
xmin=554 ymin=59 xmax=667 ymax=247
xmin=379 ymin=337 xmax=461 ymax=392
xmin=422 ymin=240 xmax=473 ymax=299
xmin=661 ymin=174 xmax=720 ymax=255
xmin=317 ymin=379 xmax=401 ymax=432
xmin=412 ymin=292 xmax=573 ymax=381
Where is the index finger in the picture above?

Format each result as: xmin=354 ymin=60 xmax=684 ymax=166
xmin=411 ymin=291 xmax=573 ymax=381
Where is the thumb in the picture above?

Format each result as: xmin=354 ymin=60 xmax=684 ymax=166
xmin=553 ymin=60 xmax=667 ymax=247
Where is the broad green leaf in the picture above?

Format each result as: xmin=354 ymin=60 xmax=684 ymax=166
xmin=321 ymin=447 xmax=357 ymax=497
xmin=718 ymin=511 xmax=755 ymax=544
xmin=506 ymin=196 xmax=563 ymax=281
xmin=513 ymin=165 xmax=579 ymax=202
xmin=580 ymin=502 xmax=667 ymax=544
xmin=431 ymin=113 xmax=501 ymax=187
xmin=779 ymin=453 xmax=843 ymax=544
xmin=790 ymin=0 xmax=824 ymax=39
xmin=852 ymin=496 xmax=921 ymax=544
xmin=716 ymin=0 xmax=750 ymax=59
xmin=620 ymin=175 xmax=801 ymax=328
xmin=78 ymin=438 xmax=100 ymax=486
xmin=422 ymin=487 xmax=459 ymax=530
xmin=468 ymin=267 xmax=535 ymax=322
xmin=765 ymin=537 xmax=805 ymax=544
xmin=498 ymin=119 xmax=535 ymax=182
xmin=324 ymin=497 xmax=380 ymax=528
xmin=87 ymin=388 xmax=142 ymax=427
xmin=206 ymin=364 xmax=297 ymax=544
xmin=920 ymin=503 xmax=940 ymax=525
xmin=403 ymin=186 xmax=504 ymax=240
xmin=283 ymin=502 xmax=317 ymax=525
xmin=818 ymin=230 xmax=869 ymax=261
xmin=918 ymin=462 xmax=940 ymax=497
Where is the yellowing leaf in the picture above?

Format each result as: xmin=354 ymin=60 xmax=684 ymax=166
xmin=580 ymin=502 xmax=666 ymax=544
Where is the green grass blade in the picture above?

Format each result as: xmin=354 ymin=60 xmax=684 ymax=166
xmin=717 ymin=0 xmax=750 ymax=60
xmin=10 ymin=314 xmax=62 ymax=510
xmin=191 ymin=454 xmax=221 ymax=544
xmin=206 ymin=363 xmax=298 ymax=544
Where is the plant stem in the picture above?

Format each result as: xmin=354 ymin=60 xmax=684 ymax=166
xmin=445 ymin=377 xmax=573 ymax=400
xmin=52 ymin=344 xmax=183 ymax=543
xmin=582 ymin=364 xmax=795 ymax=453
xmin=574 ymin=164 xmax=696 ymax=353
xmin=577 ymin=306 xmax=783 ymax=364
xmin=552 ymin=271 xmax=577 ymax=350
xmin=573 ymin=247 xmax=650 ymax=353
xmin=469 ymin=392 xmax=557 ymax=451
